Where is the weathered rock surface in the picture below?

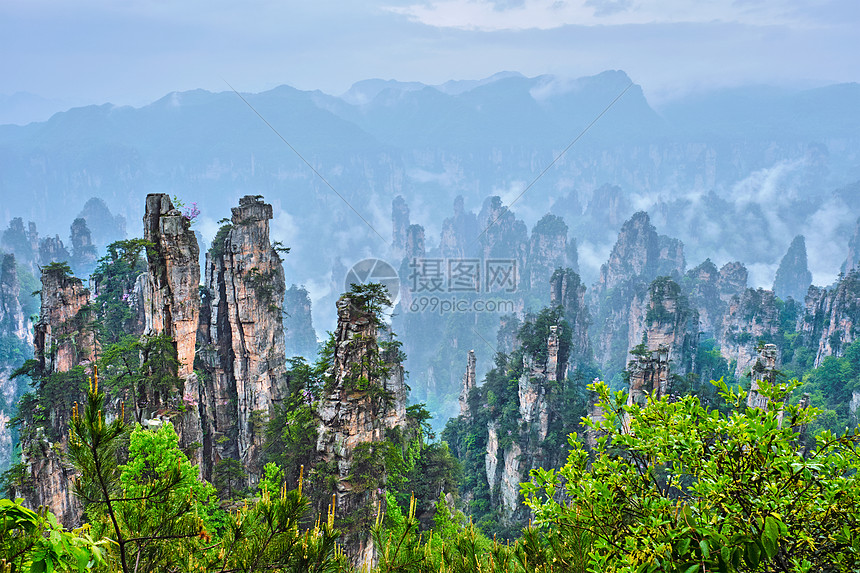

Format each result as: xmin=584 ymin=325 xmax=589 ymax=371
xmin=315 ymin=293 xmax=407 ymax=565
xmin=458 ymin=350 xmax=476 ymax=419
xmin=38 ymin=236 xmax=71 ymax=268
xmin=69 ymin=217 xmax=98 ymax=276
xmin=18 ymin=263 xmax=94 ymax=526
xmin=590 ymin=212 xmax=687 ymax=378
xmin=773 ymin=235 xmax=812 ymax=302
xmin=747 ymin=343 xmax=779 ymax=411
xmin=628 ymin=277 xmax=699 ymax=377
xmin=440 ymin=196 xmax=479 ymax=259
xmin=626 ymin=346 xmax=670 ymax=408
xmin=550 ymin=268 xmax=592 ymax=367
xmin=0 ymin=255 xmax=33 ymax=471
xmin=842 ymin=217 xmax=860 ymax=274
xmin=526 ymin=214 xmax=572 ymax=295
xmin=798 ymin=269 xmax=860 ymax=367
xmin=487 ymin=323 xmax=569 ymax=524
xmin=391 ymin=195 xmax=410 ymax=260
xmin=1 ymin=218 xmax=40 ymax=273
xmin=140 ymin=194 xmax=204 ymax=471
xmin=199 ymin=195 xmax=288 ymax=482
xmin=718 ymin=288 xmax=782 ymax=379
xmin=717 ymin=262 xmax=748 ymax=302
xmin=34 ymin=265 xmax=95 ymax=375
xmin=477 ymin=196 xmax=528 ymax=289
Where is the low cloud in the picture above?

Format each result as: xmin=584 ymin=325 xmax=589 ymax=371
xmin=387 ymin=0 xmax=804 ymax=31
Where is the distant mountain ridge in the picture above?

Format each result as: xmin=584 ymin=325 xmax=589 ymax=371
xmin=1 ymin=70 xmax=858 ymax=333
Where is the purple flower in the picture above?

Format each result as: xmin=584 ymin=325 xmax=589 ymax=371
xmin=182 ymin=202 xmax=201 ymax=222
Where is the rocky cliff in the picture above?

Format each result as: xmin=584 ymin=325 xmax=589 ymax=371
xmin=18 ymin=263 xmax=95 ymax=526
xmin=718 ymin=288 xmax=782 ymax=379
xmin=69 ymin=217 xmax=98 ymax=277
xmin=0 ymin=255 xmax=33 ymax=472
xmin=549 ymin=268 xmax=592 ymax=367
xmin=391 ymin=195 xmax=410 ymax=260
xmin=626 ymin=346 xmax=670 ymax=409
xmin=842 ymin=217 xmax=860 ymax=274
xmin=458 ymin=349 xmax=476 ymax=418
xmin=484 ymin=318 xmax=569 ymax=525
xmin=590 ymin=212 xmax=686 ymax=378
xmin=773 ymin=235 xmax=812 ymax=302
xmin=314 ymin=293 xmax=407 ymax=565
xmin=1 ymin=218 xmax=40 ymax=274
xmin=440 ymin=196 xmax=479 ymax=259
xmin=33 ymin=265 xmax=95 ymax=376
xmin=199 ymin=195 xmax=288 ymax=483
xmin=477 ymin=196 xmax=528 ymax=289
xmin=629 ymin=277 xmax=699 ymax=377
xmin=525 ymin=214 xmax=573 ymax=295
xmin=798 ymin=269 xmax=860 ymax=368
xmin=38 ymin=236 xmax=71 ymax=268
xmin=140 ymin=194 xmax=204 ymax=467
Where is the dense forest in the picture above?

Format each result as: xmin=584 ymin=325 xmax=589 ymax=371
xmin=0 ymin=187 xmax=858 ymax=571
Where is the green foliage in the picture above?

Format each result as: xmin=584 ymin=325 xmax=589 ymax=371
xmin=41 ymin=261 xmax=74 ymax=279
xmin=90 ymin=239 xmax=150 ymax=345
xmin=213 ymin=458 xmax=248 ymax=500
xmin=345 ymin=283 xmax=392 ymax=327
xmin=208 ymin=223 xmax=233 ymax=259
xmin=523 ymin=378 xmax=860 ymax=573
xmin=0 ymin=498 xmax=108 ymax=572
xmin=263 ymin=357 xmax=321 ymax=491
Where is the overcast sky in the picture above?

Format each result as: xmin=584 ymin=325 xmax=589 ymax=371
xmin=2 ymin=0 xmax=859 ymax=111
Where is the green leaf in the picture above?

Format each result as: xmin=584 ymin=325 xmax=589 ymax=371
xmin=744 ymin=541 xmax=761 ymax=568
xmin=699 ymin=539 xmax=710 ymax=559
xmin=683 ymin=564 xmax=699 ymax=573
xmin=763 ymin=517 xmax=779 ymax=558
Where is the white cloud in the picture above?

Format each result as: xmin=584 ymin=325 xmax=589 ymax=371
xmin=386 ymin=0 xmax=806 ymax=31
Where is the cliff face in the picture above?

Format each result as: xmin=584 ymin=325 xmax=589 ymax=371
xmin=718 ymin=288 xmax=782 ymax=379
xmin=798 ymin=269 xmax=860 ymax=367
xmin=683 ymin=259 xmax=723 ymax=335
xmin=477 ymin=196 xmax=528 ymax=288
xmin=842 ymin=217 xmax=860 ymax=274
xmin=526 ymin=215 xmax=570 ymax=295
xmin=142 ymin=194 xmax=200 ymax=378
xmin=38 ymin=236 xmax=71 ymax=268
xmin=315 ymin=294 xmax=407 ymax=564
xmin=458 ymin=349 xmax=476 ymax=418
xmin=440 ymin=196 xmax=479 ymax=259
xmin=33 ymin=266 xmax=95 ymax=375
xmin=1 ymin=218 xmax=40 ymax=274
xmin=629 ymin=277 xmax=699 ymax=377
xmin=140 ymin=194 xmax=204 ymax=467
xmin=550 ymin=268 xmax=592 ymax=367
xmin=485 ymin=324 xmax=568 ymax=524
xmin=69 ymin=218 xmax=98 ymax=277
xmin=391 ymin=195 xmax=410 ymax=260
xmin=626 ymin=347 xmax=670 ymax=408
xmin=199 ymin=195 xmax=287 ymax=482
xmin=20 ymin=264 xmax=95 ymax=527
xmin=590 ymin=212 xmax=686 ymax=377
xmin=773 ymin=235 xmax=812 ymax=302
xmin=0 ymin=255 xmax=33 ymax=472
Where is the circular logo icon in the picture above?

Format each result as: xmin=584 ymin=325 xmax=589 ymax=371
xmin=344 ymin=258 xmax=401 ymax=307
